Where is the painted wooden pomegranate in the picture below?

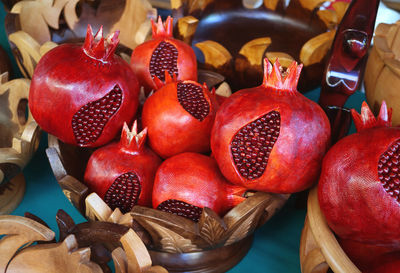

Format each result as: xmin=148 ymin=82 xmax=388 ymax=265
xmin=211 ymin=59 xmax=331 ymax=193
xmin=29 ymin=25 xmax=140 ymax=147
xmin=84 ymin=121 xmax=162 ymax=213
xmin=153 ymin=152 xmax=246 ymax=222
xmin=141 ymin=72 xmax=218 ymax=158
xmin=130 ymin=16 xmax=197 ymax=94
xmin=318 ymin=101 xmax=400 ymax=247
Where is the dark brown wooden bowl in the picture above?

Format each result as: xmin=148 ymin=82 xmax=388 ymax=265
xmin=171 ymin=0 xmax=350 ymax=93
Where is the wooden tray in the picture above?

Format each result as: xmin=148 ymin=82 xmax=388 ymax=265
xmin=0 ymin=72 xmax=41 ymax=214
xmin=299 ymin=187 xmax=360 ymax=273
xmin=171 ymin=0 xmax=349 ymax=93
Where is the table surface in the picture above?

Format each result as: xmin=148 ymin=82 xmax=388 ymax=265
xmin=1 ymin=1 xmax=395 ymax=272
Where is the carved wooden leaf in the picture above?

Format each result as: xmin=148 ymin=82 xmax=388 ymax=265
xmin=131 ymin=206 xmax=210 ymax=251
xmin=195 ymin=40 xmax=232 ymax=68
xmin=6 ymin=235 xmax=103 ymax=273
xmin=0 ymin=215 xmax=55 ymax=270
xmin=224 ymin=205 xmax=262 ymax=246
xmin=197 ymin=207 xmax=227 ymax=245
xmin=222 ymin=192 xmax=275 ymax=245
xmin=238 ymin=37 xmax=271 ymax=66
xmin=152 ymin=221 xmax=201 ymax=253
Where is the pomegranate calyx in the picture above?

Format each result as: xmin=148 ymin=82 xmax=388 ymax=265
xmin=262 ymin=58 xmax=303 ymax=93
xmin=152 ymin=70 xmax=178 ymax=90
xmin=351 ymin=101 xmax=392 ymax=132
xmin=120 ymin=121 xmax=148 ymax=152
xmin=151 ymin=16 xmax=173 ymax=38
xmin=83 ymin=25 xmax=119 ymax=62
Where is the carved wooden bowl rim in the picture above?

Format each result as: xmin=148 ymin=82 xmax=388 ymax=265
xmin=46 ymin=133 xmax=290 ymax=254
xmin=300 ymin=187 xmax=360 ymax=273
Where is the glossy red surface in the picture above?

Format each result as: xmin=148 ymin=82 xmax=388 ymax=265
xmin=84 ymin=122 xmax=162 ymax=210
xmin=130 ymin=16 xmax=197 ymax=94
xmin=211 ymin=60 xmax=331 ymax=193
xmin=319 ymin=0 xmax=380 ymax=108
xmin=29 ymin=26 xmax=140 ymax=147
xmin=141 ymin=76 xmax=217 ymax=159
xmin=318 ymin=103 xmax=400 ymax=247
xmin=152 ymin=152 xmax=246 ymax=216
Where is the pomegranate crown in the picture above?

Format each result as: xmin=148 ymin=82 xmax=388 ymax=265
xmin=153 ymin=71 xmax=214 ymax=96
xmin=262 ymin=58 xmax=303 ymax=93
xmin=351 ymin=101 xmax=392 ymax=132
xmin=152 ymin=70 xmax=178 ymax=90
xmin=83 ymin=25 xmax=119 ymax=61
xmin=151 ymin=16 xmax=173 ymax=38
xmin=120 ymin=121 xmax=148 ymax=151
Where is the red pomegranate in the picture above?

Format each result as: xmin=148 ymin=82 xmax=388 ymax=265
xmin=29 ymin=25 xmax=140 ymax=147
xmin=153 ymin=152 xmax=247 ymax=222
xmin=338 ymin=237 xmax=399 ymax=271
xmin=130 ymin=16 xmax=197 ymax=94
xmin=318 ymin=101 xmax=400 ymax=247
xmin=366 ymin=252 xmax=400 ymax=273
xmin=141 ymin=72 xmax=218 ymax=158
xmin=211 ymin=59 xmax=331 ymax=193
xmin=84 ymin=121 xmax=162 ymax=213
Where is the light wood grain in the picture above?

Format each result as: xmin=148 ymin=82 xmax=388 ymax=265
xmin=239 ymin=37 xmax=272 ymax=66
xmin=0 ymin=74 xmax=40 ymax=217
xmin=300 ymin=30 xmax=336 ymax=66
xmin=176 ymin=15 xmax=199 ymax=44
xmin=0 ymin=173 xmax=25 ymax=215
xmin=365 ymin=20 xmax=400 ymax=125
xmin=264 ymin=0 xmax=279 ymax=10
xmin=299 ymin=187 xmax=360 ymax=273
xmin=195 ymin=40 xmax=232 ymax=68
xmin=265 ymin=52 xmax=294 ymax=68
xmin=111 ymin=0 xmax=157 ymax=50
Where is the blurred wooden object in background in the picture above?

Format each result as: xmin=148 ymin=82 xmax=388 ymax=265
xmin=172 ymin=0 xmax=350 ymax=93
xmin=0 ymin=73 xmax=40 ymax=214
xmin=3 ymin=0 xmax=157 ymax=78
xmin=365 ymin=20 xmax=400 ymax=126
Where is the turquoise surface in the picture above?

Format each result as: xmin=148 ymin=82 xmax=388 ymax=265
xmin=1 ymin=3 xmax=366 ymax=271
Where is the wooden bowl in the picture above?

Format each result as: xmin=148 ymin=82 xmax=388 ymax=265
xmin=46 ymin=132 xmax=289 ymax=272
xmin=171 ymin=0 xmax=350 ymax=93
xmin=0 ymin=72 xmax=41 ymax=214
xmin=3 ymin=0 xmax=157 ymax=78
xmin=299 ymin=187 xmax=360 ymax=273
xmin=365 ymin=20 xmax=400 ymax=126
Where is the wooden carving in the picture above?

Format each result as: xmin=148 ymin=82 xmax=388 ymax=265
xmin=172 ymin=0 xmax=349 ymax=92
xmin=0 ymin=213 xmax=167 ymax=273
xmin=5 ymin=0 xmax=157 ymax=78
xmin=318 ymin=0 xmax=380 ymax=109
xmin=46 ymin=132 xmax=289 ymax=271
xmin=85 ymin=190 xmax=289 ymax=255
xmin=0 ymin=74 xmax=41 ymax=214
xmin=365 ymin=20 xmax=400 ymax=126
xmin=0 ymin=46 xmax=12 ymax=76
xmin=299 ymin=187 xmax=360 ymax=273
